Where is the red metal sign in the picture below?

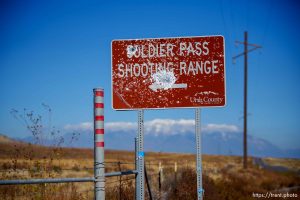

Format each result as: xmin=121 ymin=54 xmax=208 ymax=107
xmin=112 ymin=36 xmax=225 ymax=110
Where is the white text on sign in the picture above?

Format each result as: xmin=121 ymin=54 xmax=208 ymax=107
xmin=118 ymin=42 xmax=220 ymax=78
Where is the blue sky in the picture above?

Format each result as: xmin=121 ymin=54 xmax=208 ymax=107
xmin=0 ymin=0 xmax=299 ymax=149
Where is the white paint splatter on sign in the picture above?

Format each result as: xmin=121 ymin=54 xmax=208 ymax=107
xmin=152 ymin=69 xmax=176 ymax=90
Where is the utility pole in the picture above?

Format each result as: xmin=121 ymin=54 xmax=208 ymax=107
xmin=233 ymin=31 xmax=262 ymax=169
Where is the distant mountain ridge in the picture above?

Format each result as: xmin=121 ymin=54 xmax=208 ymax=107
xmin=17 ymin=129 xmax=300 ymax=159
xmin=0 ymin=134 xmax=16 ymax=143
xmin=0 ymin=133 xmax=24 ymax=144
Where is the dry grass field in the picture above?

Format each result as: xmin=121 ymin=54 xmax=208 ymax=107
xmin=0 ymin=135 xmax=299 ymax=199
xmin=263 ymin=157 xmax=300 ymax=172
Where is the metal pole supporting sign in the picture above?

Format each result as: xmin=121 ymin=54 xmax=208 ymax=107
xmin=195 ymin=108 xmax=204 ymax=200
xmin=136 ymin=110 xmax=145 ymax=200
xmin=94 ymin=88 xmax=105 ymax=200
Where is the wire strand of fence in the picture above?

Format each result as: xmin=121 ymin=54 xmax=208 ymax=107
xmin=0 ymin=161 xmax=137 ymax=172
xmin=0 ymin=161 xmax=190 ymax=172
xmin=105 ymin=177 xmax=135 ymax=186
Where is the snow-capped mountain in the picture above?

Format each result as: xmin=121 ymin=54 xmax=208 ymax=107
xmin=19 ymin=119 xmax=300 ymax=159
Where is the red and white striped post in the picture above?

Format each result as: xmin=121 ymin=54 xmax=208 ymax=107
xmin=94 ymin=88 xmax=105 ymax=200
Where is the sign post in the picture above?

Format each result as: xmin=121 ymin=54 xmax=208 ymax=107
xmin=195 ymin=108 xmax=203 ymax=200
xmin=136 ymin=110 xmax=145 ymax=200
xmin=112 ymin=36 xmax=225 ymax=200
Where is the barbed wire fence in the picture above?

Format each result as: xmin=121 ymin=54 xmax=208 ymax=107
xmin=0 ymin=159 xmax=194 ymax=199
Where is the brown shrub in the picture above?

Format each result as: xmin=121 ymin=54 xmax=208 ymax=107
xmin=167 ymin=168 xmax=221 ymax=200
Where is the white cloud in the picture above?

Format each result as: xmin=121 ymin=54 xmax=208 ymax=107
xmin=144 ymin=119 xmax=195 ymax=136
xmin=64 ymin=119 xmax=239 ymax=135
xmin=64 ymin=122 xmax=93 ymax=131
xmin=203 ymin=123 xmax=239 ymax=133
xmin=105 ymin=122 xmax=136 ymax=132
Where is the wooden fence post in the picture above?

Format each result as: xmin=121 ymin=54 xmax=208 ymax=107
xmin=174 ymin=162 xmax=177 ymax=186
xmin=118 ymin=161 xmax=122 ymax=200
